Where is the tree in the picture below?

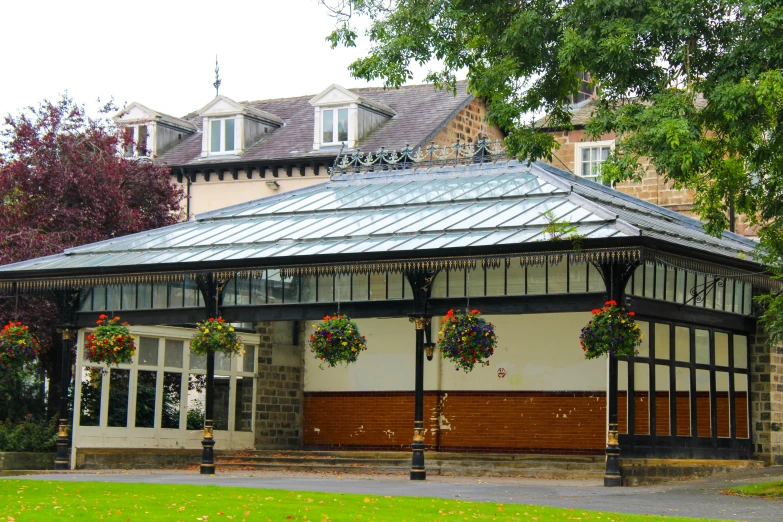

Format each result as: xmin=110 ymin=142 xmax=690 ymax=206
xmin=322 ymin=0 xmax=783 ymax=339
xmin=0 ymin=95 xmax=186 ymax=419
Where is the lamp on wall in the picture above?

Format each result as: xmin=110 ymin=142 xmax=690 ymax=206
xmin=265 ymin=180 xmax=280 ymax=190
xmin=424 ymin=343 xmax=435 ymax=361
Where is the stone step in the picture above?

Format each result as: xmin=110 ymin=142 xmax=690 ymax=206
xmin=215 ymin=461 xmax=604 ymax=479
xmin=216 ymin=454 xmax=604 ymax=471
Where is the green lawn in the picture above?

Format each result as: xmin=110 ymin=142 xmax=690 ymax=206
xmin=0 ymin=480 xmax=722 ymax=521
xmin=725 ymin=480 xmax=783 ymax=499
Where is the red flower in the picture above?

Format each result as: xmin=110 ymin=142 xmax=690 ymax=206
xmin=605 ymin=300 xmax=617 ymax=306
xmin=628 ymin=311 xmax=635 ymax=317
xmin=99 ymin=314 xmax=107 ymax=320
xmin=591 ymin=309 xmax=601 ymax=315
xmin=470 ymin=309 xmax=480 ymax=315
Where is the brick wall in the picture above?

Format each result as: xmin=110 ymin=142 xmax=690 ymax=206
xmin=254 ymin=322 xmax=303 ymax=448
xmin=303 ymin=391 xmax=607 ymax=455
xmin=750 ymin=328 xmax=783 ymax=465
xmin=430 ymin=99 xmax=505 ymax=147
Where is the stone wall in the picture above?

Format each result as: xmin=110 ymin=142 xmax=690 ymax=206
xmin=75 ymin=448 xmax=200 ymax=470
xmin=0 ymin=452 xmax=55 ymax=472
xmin=430 ymin=98 xmax=505 ymax=147
xmin=750 ymin=327 xmax=783 ymax=465
xmin=254 ymin=321 xmax=304 ymax=449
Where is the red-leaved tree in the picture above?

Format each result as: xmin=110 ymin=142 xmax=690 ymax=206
xmin=0 ymin=95 xmax=185 ymax=419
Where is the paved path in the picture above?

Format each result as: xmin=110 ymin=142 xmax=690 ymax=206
xmin=4 ymin=466 xmax=783 ymax=520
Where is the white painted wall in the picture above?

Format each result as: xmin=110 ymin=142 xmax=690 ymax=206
xmin=303 ymin=312 xmax=605 ymax=392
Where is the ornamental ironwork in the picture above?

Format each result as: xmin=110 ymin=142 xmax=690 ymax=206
xmin=329 ymin=138 xmax=507 ymax=175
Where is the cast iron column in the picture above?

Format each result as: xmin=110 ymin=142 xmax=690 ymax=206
xmin=196 ymin=274 xmax=220 ymax=475
xmin=408 ymin=314 xmax=431 ymax=480
xmin=601 ymin=262 xmax=634 ymax=487
xmin=405 ymin=270 xmax=437 ymax=481
xmin=54 ymin=328 xmax=73 ymax=470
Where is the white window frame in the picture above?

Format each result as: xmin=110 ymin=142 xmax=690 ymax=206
xmin=121 ymin=124 xmax=151 ymax=158
xmin=575 ymin=140 xmax=614 ymax=185
xmin=208 ymin=117 xmax=237 ymax=155
xmin=71 ymin=326 xmax=258 ymax=465
xmin=321 ymin=107 xmax=349 ymax=146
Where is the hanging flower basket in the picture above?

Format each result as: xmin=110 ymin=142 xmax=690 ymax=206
xmin=85 ymin=314 xmax=137 ymax=366
xmin=0 ymin=321 xmax=40 ymax=374
xmin=437 ymin=309 xmax=497 ymax=372
xmin=580 ymin=300 xmax=642 ymax=359
xmin=309 ymin=315 xmax=367 ymax=368
xmin=190 ymin=317 xmax=243 ymax=356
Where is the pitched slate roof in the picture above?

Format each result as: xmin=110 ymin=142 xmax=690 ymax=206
xmin=158 ymin=82 xmax=474 ymax=167
xmin=0 ymin=160 xmax=760 ymax=280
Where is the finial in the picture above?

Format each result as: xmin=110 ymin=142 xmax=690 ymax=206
xmin=213 ymin=55 xmax=222 ymax=97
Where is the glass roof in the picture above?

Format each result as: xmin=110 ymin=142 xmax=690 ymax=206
xmin=0 ymin=160 xmax=760 ymax=277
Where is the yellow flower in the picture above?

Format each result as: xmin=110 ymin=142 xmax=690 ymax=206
xmin=342 ymin=342 xmax=348 ymax=346
xmin=204 ymin=328 xmax=209 ymax=334
xmin=217 ymin=325 xmax=222 ymax=330
xmin=229 ymin=327 xmax=234 ymax=332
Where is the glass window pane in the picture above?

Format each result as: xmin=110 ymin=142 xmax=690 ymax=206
xmin=152 ymin=283 xmax=168 ymax=309
xmin=715 ymin=332 xmax=729 ymax=367
xmin=235 ymin=376 xmax=253 ymax=432
xmin=588 ymin=263 xmax=602 ymax=292
xmin=387 ymin=272 xmax=403 ymax=299
xmin=335 ymin=274 xmax=351 ymax=302
xmin=694 ymin=274 xmax=705 ymax=307
xmin=601 ymin=146 xmax=610 ymax=160
xmin=618 ymin=360 xmax=628 ymax=433
xmin=162 ymin=372 xmax=181 ymax=429
xmin=715 ymin=276 xmax=726 ymax=310
xmin=634 ymin=362 xmax=650 ymax=434
xmin=403 ymin=277 xmax=413 ymax=299
xmin=169 ymin=282 xmax=185 ymax=308
xmin=138 ymin=337 xmax=159 ymax=366
xmin=636 ymin=321 xmax=650 ymax=358
xmin=694 ymin=329 xmax=710 ymax=364
xmin=224 ymin=119 xmax=235 ymax=151
xmin=370 ymin=273 xmax=387 ymax=300
xmin=696 ymin=369 xmax=711 ymax=437
xmin=223 ymin=277 xmax=237 ymax=306
xmin=186 ymin=373 xmax=206 ymax=430
xmin=655 ymin=264 xmax=665 ymax=300
xmin=137 ymin=283 xmax=152 ymax=309
xmin=322 ymin=110 xmax=334 ymax=143
xmin=284 ymin=275 xmax=301 ymax=303
xmin=655 ymin=365 xmax=670 ymax=435
xmin=316 ymin=274 xmax=333 ymax=302
xmin=733 ymin=335 xmax=748 ymax=369
xmin=644 ymin=262 xmax=655 ymax=298
xmin=704 ymin=276 xmax=716 ymax=309
xmin=214 ymin=375 xmax=230 ymax=431
xmin=723 ymin=279 xmax=735 ymax=311
xmin=675 ymin=368 xmax=691 ymax=436
xmin=733 ymin=281 xmax=743 ymax=314
xmin=108 ymin=368 xmax=130 ymax=428
xmin=189 ymin=348 xmax=206 ymax=371
xmin=242 ymin=345 xmax=255 ymax=373
xmin=581 ymin=148 xmax=590 ymax=161
xmin=675 ymin=326 xmax=690 ymax=362
xmin=665 ymin=267 xmax=676 ymax=302
xmin=268 ymin=270 xmax=283 ymax=304
xmin=93 ymin=286 xmax=106 ymax=311
xmin=527 ymin=264 xmax=546 ymax=294
xmin=164 ymin=340 xmax=184 ymax=368
xmin=486 ymin=265 xmax=504 ymax=296
xmin=301 ymin=275 xmax=316 ymax=303
xmin=569 ymin=262 xmax=587 ymax=293
xmin=135 ymin=370 xmax=157 ymax=428
xmin=122 ymin=284 xmax=136 ymax=310
xmin=107 ymin=285 xmax=121 ymax=311
xmin=591 ymin=147 xmax=599 ymax=161
xmin=80 ymin=288 xmax=93 ymax=312
xmin=735 ymin=373 xmax=749 ymax=438
xmin=79 ymin=367 xmax=102 ymax=427
xmin=337 ymin=108 xmax=348 ymax=142
xmin=252 ymin=272 xmax=267 ymax=305
xmin=352 ymin=274 xmax=369 ymax=301
xmin=216 ymin=352 xmax=232 ymax=372
xmin=743 ymin=283 xmax=752 ymax=315
xmin=716 ymin=372 xmax=730 ymax=438
xmin=448 ymin=270 xmax=465 ymax=297
xmin=468 ymin=269 xmax=483 ymax=297
xmin=675 ymin=270 xmax=686 ymax=304
xmin=548 ymin=260 xmax=567 ymax=294
xmin=210 ymin=120 xmax=221 ymax=152
xmin=507 ymin=263 xmax=525 ymax=295
xmin=654 ymin=323 xmax=670 ymax=359
xmin=237 ymin=276 xmax=251 ymax=305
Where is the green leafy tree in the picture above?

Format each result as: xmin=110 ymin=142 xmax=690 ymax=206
xmin=322 ymin=0 xmax=783 ymax=339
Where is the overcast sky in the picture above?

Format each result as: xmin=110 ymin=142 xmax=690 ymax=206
xmin=1 ymin=0 xmax=436 ymax=120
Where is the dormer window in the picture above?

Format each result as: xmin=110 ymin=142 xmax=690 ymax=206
xmin=196 ymin=95 xmax=283 ymax=158
xmin=114 ymin=102 xmax=197 ymax=158
xmin=309 ymin=84 xmax=396 ymax=150
xmin=322 ymin=108 xmax=349 ymax=144
xmin=210 ymin=118 xmax=236 ymax=153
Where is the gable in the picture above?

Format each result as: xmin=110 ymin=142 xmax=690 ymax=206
xmin=114 ymin=103 xmax=156 ymax=124
xmin=309 ymin=84 xmax=360 ymax=107
xmin=198 ymin=96 xmax=246 ymax=117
